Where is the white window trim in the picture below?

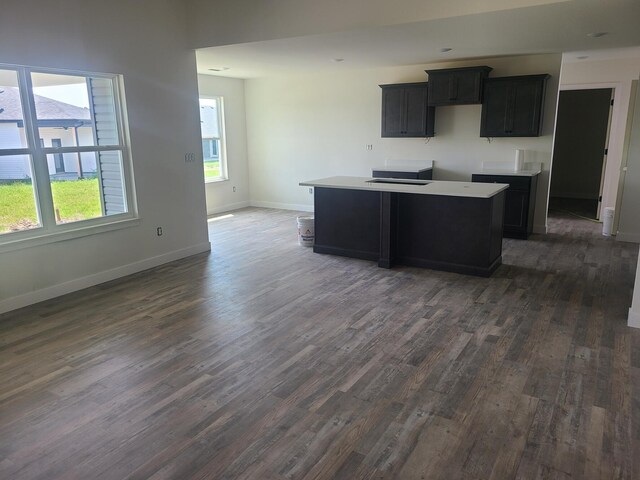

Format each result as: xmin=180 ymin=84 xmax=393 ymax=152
xmin=0 ymin=63 xmax=138 ymax=248
xmin=200 ymin=95 xmax=228 ymax=183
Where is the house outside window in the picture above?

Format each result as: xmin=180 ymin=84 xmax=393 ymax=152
xmin=0 ymin=64 xmax=135 ymax=244
xmin=199 ymin=97 xmax=227 ymax=182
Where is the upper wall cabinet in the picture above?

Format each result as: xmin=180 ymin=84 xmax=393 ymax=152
xmin=380 ymin=82 xmax=435 ymax=137
xmin=480 ymin=74 xmax=550 ymax=137
xmin=425 ymin=66 xmax=492 ymax=106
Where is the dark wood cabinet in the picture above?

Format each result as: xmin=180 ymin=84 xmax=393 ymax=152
xmin=472 ymin=173 xmax=539 ymax=239
xmin=380 ymin=82 xmax=435 ymax=137
xmin=313 ymin=186 xmax=505 ymax=276
xmin=425 ymin=66 xmax=492 ymax=106
xmin=371 ymin=168 xmax=432 ymax=180
xmin=480 ymin=74 xmax=549 ymax=137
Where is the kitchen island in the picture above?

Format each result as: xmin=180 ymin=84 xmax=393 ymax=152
xmin=299 ymin=176 xmax=508 ymax=276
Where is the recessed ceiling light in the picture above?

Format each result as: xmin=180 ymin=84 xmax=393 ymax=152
xmin=208 ymin=67 xmax=230 ymax=72
xmin=586 ymin=32 xmax=608 ymax=38
xmin=439 ymin=48 xmax=453 ymax=53
xmin=332 ymin=58 xmax=345 ymax=63
xmin=577 ymin=55 xmax=589 ymax=60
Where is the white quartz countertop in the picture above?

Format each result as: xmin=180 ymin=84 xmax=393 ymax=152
xmin=372 ymin=163 xmax=433 ymax=172
xmin=473 ymin=168 xmax=541 ymax=177
xmin=300 ymin=176 xmax=508 ymax=198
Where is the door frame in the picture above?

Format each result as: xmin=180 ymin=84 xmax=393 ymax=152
xmin=595 ymin=90 xmax=615 ymax=219
xmin=552 ymin=82 xmax=622 ymax=223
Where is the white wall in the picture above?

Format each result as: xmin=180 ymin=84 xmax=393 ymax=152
xmin=630 ymin=245 xmax=640 ymax=328
xmin=618 ymin=81 xmax=640 ymax=243
xmin=559 ymin=53 xmax=640 ymax=235
xmin=245 ymin=54 xmax=561 ymax=229
xmin=619 ymin=80 xmax=639 ymax=328
xmin=0 ymin=0 xmax=209 ymax=313
xmin=197 ymin=75 xmax=250 ymax=215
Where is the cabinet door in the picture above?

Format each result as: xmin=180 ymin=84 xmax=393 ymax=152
xmin=510 ymin=79 xmax=545 ymax=136
xmin=428 ymin=73 xmax=453 ymax=105
xmin=452 ymin=71 xmax=484 ymax=104
xmin=480 ymin=81 xmax=510 ymax=136
xmin=503 ymin=189 xmax=528 ymax=230
xmin=404 ymin=85 xmax=429 ymax=136
xmin=381 ymin=87 xmax=405 ymax=136
xmin=481 ymin=75 xmax=548 ymax=137
xmin=426 ymin=67 xmax=492 ymax=105
xmin=381 ymin=83 xmax=434 ymax=137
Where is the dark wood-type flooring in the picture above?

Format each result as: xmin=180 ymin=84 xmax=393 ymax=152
xmin=1 ymin=207 xmax=639 ymax=479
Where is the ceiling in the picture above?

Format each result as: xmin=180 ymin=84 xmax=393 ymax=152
xmin=195 ymin=0 xmax=640 ymax=78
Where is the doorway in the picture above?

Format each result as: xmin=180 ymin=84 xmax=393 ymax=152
xmin=52 ymin=138 xmax=65 ymax=173
xmin=549 ymin=88 xmax=613 ymax=220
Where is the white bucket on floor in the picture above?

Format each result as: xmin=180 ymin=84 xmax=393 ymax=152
xmin=602 ymin=207 xmax=614 ymax=236
xmin=297 ymin=216 xmax=314 ymax=247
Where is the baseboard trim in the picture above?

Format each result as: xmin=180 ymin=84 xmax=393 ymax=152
xmin=313 ymin=244 xmax=378 ymax=262
xmin=250 ymin=200 xmax=313 ymax=212
xmin=616 ymin=231 xmax=640 ymax=244
xmin=206 ymin=201 xmax=250 ymax=216
xmin=0 ymin=241 xmax=212 ymax=315
xmin=629 ymin=308 xmax=640 ymax=329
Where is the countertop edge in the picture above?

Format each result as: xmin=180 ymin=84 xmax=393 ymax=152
xmin=472 ymin=169 xmax=542 ymax=177
xmin=300 ymin=176 xmax=509 ymax=199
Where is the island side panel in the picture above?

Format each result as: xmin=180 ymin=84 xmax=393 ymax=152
xmin=489 ymin=190 xmax=505 ymax=264
xmin=313 ymin=187 xmax=381 ymax=261
xmin=394 ymin=193 xmax=503 ymax=276
xmin=379 ymin=191 xmax=399 ymax=268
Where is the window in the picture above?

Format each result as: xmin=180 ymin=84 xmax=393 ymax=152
xmin=0 ymin=65 xmax=135 ymax=244
xmin=199 ymin=97 xmax=227 ymax=182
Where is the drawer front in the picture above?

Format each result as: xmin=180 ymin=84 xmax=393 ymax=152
xmin=472 ymin=174 xmax=531 ymax=191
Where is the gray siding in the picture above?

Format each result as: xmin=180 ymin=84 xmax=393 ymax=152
xmin=89 ymin=78 xmax=125 ymax=215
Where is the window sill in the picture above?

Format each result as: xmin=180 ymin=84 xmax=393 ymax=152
xmin=0 ymin=217 xmax=141 ymax=254
xmin=205 ymin=177 xmax=229 ymax=184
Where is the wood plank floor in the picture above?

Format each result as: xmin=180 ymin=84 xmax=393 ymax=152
xmin=1 ymin=207 xmax=639 ymax=479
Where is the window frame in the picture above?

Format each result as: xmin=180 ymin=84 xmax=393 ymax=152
xmin=0 ymin=63 xmax=138 ymax=251
xmin=199 ymin=95 xmax=228 ymax=183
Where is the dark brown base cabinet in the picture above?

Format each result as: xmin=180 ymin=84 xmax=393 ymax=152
xmin=313 ymin=187 xmax=505 ymax=276
xmin=472 ymin=173 xmax=539 ymax=239
xmin=371 ymin=168 xmax=433 ymax=180
xmin=480 ymin=75 xmax=549 ymax=137
xmin=380 ymin=82 xmax=435 ymax=137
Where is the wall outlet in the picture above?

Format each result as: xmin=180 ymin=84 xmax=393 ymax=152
xmin=308 ymin=187 xmax=313 ymax=194
xmin=156 ymin=226 xmax=163 ymax=236
xmin=366 ymin=144 xmax=373 ymax=150
xmin=184 ymin=153 xmax=196 ymax=163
